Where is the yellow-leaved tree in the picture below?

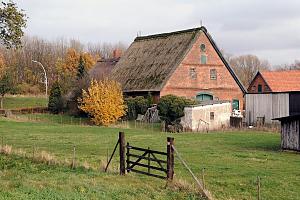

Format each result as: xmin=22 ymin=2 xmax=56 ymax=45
xmin=79 ymin=79 xmax=126 ymax=126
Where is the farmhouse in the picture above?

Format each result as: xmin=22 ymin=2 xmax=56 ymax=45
xmin=246 ymin=70 xmax=300 ymax=125
xmin=111 ymin=26 xmax=246 ymax=110
xmin=274 ymin=115 xmax=300 ymax=151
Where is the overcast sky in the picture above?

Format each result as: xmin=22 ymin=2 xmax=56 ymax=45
xmin=15 ymin=0 xmax=300 ymax=66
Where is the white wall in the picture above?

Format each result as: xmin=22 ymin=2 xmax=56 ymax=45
xmin=181 ymin=102 xmax=231 ymax=132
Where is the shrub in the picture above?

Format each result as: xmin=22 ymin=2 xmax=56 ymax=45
xmin=15 ymin=83 xmax=41 ymax=95
xmin=157 ymin=95 xmax=196 ymax=124
xmin=48 ymin=82 xmax=63 ymax=114
xmin=79 ymin=79 xmax=126 ymax=126
xmin=125 ymin=96 xmax=149 ymax=120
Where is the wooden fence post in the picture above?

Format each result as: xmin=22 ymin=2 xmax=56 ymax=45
xmin=167 ymin=137 xmax=174 ymax=180
xmin=257 ymin=176 xmax=261 ymax=200
xmin=72 ymin=145 xmax=76 ymax=169
xmin=119 ymin=132 xmax=126 ymax=175
xmin=202 ymin=168 xmax=206 ymax=190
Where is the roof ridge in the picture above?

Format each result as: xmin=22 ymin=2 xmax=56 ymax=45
xmin=134 ymin=26 xmax=207 ymax=41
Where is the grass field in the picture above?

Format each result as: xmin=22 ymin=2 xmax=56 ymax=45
xmin=2 ymin=96 xmax=48 ymax=109
xmin=1 ymin=117 xmax=300 ymax=200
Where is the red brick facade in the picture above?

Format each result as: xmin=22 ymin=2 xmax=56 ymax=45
xmin=248 ymin=73 xmax=271 ymax=93
xmin=160 ymin=32 xmax=244 ymax=109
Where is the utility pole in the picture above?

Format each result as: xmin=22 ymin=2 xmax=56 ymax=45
xmin=32 ymin=60 xmax=48 ymax=97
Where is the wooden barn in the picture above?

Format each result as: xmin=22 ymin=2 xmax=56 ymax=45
xmin=246 ymin=70 xmax=300 ymax=125
xmin=111 ymin=26 xmax=246 ymax=109
xmin=274 ymin=115 xmax=300 ymax=151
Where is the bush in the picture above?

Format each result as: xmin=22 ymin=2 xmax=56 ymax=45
xmin=157 ymin=95 xmax=196 ymax=124
xmin=79 ymin=79 xmax=126 ymax=126
xmin=15 ymin=83 xmax=41 ymax=95
xmin=125 ymin=96 xmax=149 ymax=120
xmin=48 ymin=82 xmax=63 ymax=114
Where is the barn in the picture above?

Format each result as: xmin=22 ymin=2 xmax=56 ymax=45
xmin=274 ymin=115 xmax=300 ymax=151
xmin=111 ymin=26 xmax=245 ymax=109
xmin=246 ymin=70 xmax=300 ymax=125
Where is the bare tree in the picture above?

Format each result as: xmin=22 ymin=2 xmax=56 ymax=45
xmin=228 ymin=54 xmax=270 ymax=88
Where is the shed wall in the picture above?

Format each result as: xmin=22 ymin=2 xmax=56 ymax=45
xmin=281 ymin=119 xmax=300 ymax=151
xmin=181 ymin=103 xmax=231 ymax=132
xmin=245 ymin=93 xmax=289 ymax=125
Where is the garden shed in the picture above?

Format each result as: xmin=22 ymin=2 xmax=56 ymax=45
xmin=274 ymin=115 xmax=300 ymax=151
xmin=181 ymin=100 xmax=231 ymax=132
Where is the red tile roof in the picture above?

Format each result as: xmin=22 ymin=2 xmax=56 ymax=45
xmin=260 ymin=70 xmax=300 ymax=92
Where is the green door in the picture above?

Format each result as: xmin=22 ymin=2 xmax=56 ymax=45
xmin=232 ymin=99 xmax=239 ymax=110
xmin=196 ymin=93 xmax=213 ymax=101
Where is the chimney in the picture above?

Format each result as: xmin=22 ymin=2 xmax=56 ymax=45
xmin=113 ymin=49 xmax=122 ymax=59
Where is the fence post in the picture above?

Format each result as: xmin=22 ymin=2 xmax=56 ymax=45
xmin=167 ymin=137 xmax=174 ymax=181
xmin=257 ymin=176 xmax=261 ymax=200
xmin=119 ymin=132 xmax=126 ymax=175
xmin=72 ymin=145 xmax=76 ymax=169
xmin=202 ymin=168 xmax=206 ymax=190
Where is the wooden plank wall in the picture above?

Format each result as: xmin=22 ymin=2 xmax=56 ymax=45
xmin=245 ymin=93 xmax=289 ymax=125
xmin=281 ymin=119 xmax=300 ymax=151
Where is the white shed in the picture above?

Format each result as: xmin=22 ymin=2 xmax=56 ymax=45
xmin=181 ymin=101 xmax=232 ymax=132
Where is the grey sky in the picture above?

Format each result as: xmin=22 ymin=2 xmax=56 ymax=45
xmin=15 ymin=0 xmax=300 ymax=66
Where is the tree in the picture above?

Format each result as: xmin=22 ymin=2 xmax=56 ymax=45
xmin=79 ymin=79 xmax=126 ymax=126
xmin=157 ymin=95 xmax=196 ymax=124
xmin=228 ymin=54 xmax=270 ymax=88
xmin=76 ymin=55 xmax=86 ymax=79
xmin=48 ymin=82 xmax=63 ymax=114
xmin=0 ymin=1 xmax=27 ymax=48
xmin=0 ymin=73 xmax=13 ymax=108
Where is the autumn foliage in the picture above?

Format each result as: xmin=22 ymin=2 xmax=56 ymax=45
xmin=79 ymin=79 xmax=126 ymax=126
xmin=56 ymin=48 xmax=98 ymax=76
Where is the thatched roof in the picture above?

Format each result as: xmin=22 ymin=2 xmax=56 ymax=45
xmin=89 ymin=58 xmax=119 ymax=80
xmin=111 ymin=26 xmax=246 ymax=93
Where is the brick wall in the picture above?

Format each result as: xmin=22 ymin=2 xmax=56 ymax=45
xmin=160 ymin=31 xmax=244 ymax=110
xmin=248 ymin=73 xmax=271 ymax=93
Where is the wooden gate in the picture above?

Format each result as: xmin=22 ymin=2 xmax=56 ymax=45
xmin=105 ymin=132 xmax=174 ymax=180
xmin=126 ymin=143 xmax=168 ymax=179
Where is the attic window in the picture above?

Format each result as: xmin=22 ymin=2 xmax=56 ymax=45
xmin=210 ymin=69 xmax=217 ymax=80
xmin=200 ymin=44 xmax=206 ymax=52
xmin=189 ymin=68 xmax=197 ymax=80
xmin=201 ymin=54 xmax=207 ymax=64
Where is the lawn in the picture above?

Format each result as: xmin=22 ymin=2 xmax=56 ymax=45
xmin=0 ymin=117 xmax=300 ymax=200
xmin=1 ymin=96 xmax=48 ymax=109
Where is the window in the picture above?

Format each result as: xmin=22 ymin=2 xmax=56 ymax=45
xmin=210 ymin=112 xmax=214 ymax=120
xmin=210 ymin=69 xmax=217 ymax=80
xmin=258 ymin=84 xmax=262 ymax=93
xmin=200 ymin=44 xmax=206 ymax=52
xmin=201 ymin=54 xmax=207 ymax=64
xmin=196 ymin=93 xmax=213 ymax=101
xmin=252 ymin=85 xmax=256 ymax=92
xmin=189 ymin=68 xmax=197 ymax=80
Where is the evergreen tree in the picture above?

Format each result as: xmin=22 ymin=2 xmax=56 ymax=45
xmin=0 ymin=73 xmax=13 ymax=108
xmin=48 ymin=82 xmax=63 ymax=114
xmin=76 ymin=56 xmax=86 ymax=79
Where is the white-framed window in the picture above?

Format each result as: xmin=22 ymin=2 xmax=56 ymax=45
xmin=210 ymin=69 xmax=217 ymax=80
xmin=189 ymin=67 xmax=197 ymax=80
